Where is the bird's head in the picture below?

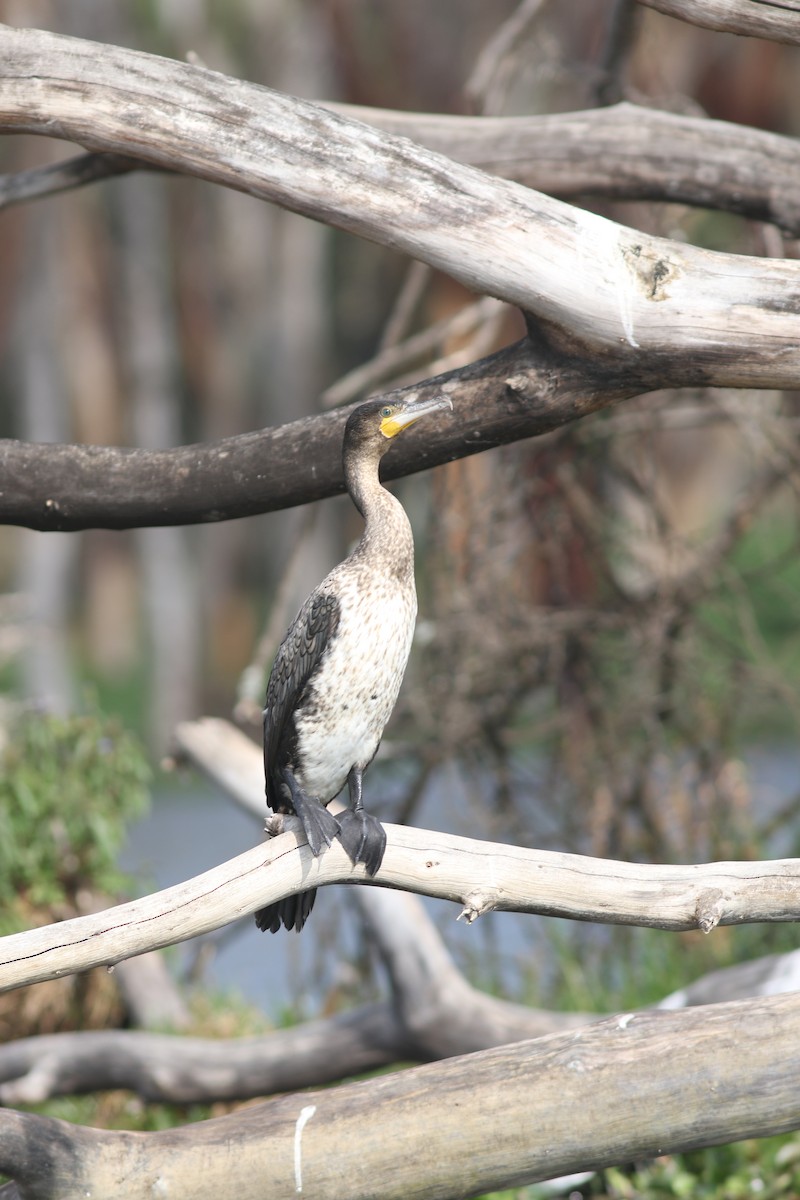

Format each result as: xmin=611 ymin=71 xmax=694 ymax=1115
xmin=344 ymin=393 xmax=453 ymax=456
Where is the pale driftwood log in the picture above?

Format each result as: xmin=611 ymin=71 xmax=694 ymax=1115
xmin=6 ymin=905 xmax=799 ymax=1106
xmin=5 ymin=102 xmax=800 ymax=236
xmin=2 ymin=993 xmax=800 ymax=1200
xmin=6 ymin=902 xmax=800 ymax=1106
xmin=3 ymin=716 xmax=800 ymax=993
xmin=638 ymin=0 xmax=800 ymax=45
xmin=0 ymin=28 xmax=797 ymax=379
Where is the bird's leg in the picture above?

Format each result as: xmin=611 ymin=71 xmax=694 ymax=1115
xmin=336 ymin=766 xmax=387 ymax=876
xmin=281 ymin=767 xmax=340 ymax=856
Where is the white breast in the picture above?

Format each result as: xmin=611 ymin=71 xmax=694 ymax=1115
xmin=293 ymin=563 xmax=417 ymax=803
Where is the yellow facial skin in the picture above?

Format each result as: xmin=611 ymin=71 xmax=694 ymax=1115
xmin=379 ymin=396 xmax=452 ymax=438
xmin=379 ymin=408 xmax=415 ymax=439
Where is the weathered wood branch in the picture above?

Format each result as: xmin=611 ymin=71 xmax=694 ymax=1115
xmin=0 ymin=890 xmax=589 ymax=1107
xmin=1 ymin=29 xmax=798 ymax=531
xmin=342 ymin=100 xmax=800 ymax=234
xmin=5 ymin=714 xmax=798 ymax=1108
xmin=4 ymin=926 xmax=797 ymax=1107
xmin=0 ymin=27 xmax=797 ymax=374
xmin=2 ymin=993 xmax=800 ymax=1200
xmin=0 ymin=1007 xmax=412 ymax=1107
xmin=637 ymin=0 xmax=800 ymax=45
xmin=0 ymin=339 xmax=639 ymax=531
xmin=3 ymin=719 xmax=800 ymax=994
xmin=3 ymin=824 xmax=800 ymax=991
xmin=4 ymin=102 xmax=800 ymax=235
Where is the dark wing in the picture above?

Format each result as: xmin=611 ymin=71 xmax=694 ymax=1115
xmin=263 ymin=589 xmax=340 ymax=811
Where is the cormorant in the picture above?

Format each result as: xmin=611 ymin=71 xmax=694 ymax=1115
xmin=255 ymin=392 xmax=452 ymax=933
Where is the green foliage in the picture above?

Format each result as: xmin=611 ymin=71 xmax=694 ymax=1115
xmin=23 ymin=1092 xmax=214 ymax=1135
xmin=472 ymin=1136 xmax=800 ymax=1200
xmin=585 ymin=1135 xmax=800 ymax=1199
xmin=0 ymin=709 xmax=151 ymax=932
xmin=696 ymin=508 xmax=800 ymax=739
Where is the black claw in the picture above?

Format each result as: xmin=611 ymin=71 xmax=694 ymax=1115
xmin=283 ymin=769 xmax=340 ymax=855
xmin=297 ymin=798 xmax=340 ymax=856
xmin=337 ymin=810 xmax=387 ymax=876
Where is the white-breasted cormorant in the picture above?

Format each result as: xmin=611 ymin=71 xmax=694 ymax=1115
xmin=255 ymin=393 xmax=452 ymax=933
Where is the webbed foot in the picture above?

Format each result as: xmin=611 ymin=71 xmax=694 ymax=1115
xmin=337 ymin=809 xmax=387 ymax=876
xmin=282 ymin=768 xmax=340 ymax=856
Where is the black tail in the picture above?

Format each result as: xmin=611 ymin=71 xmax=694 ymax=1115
xmin=255 ymin=888 xmax=317 ymax=934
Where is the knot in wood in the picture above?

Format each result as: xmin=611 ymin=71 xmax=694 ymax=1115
xmin=458 ymin=889 xmax=500 ymax=924
xmin=695 ymin=888 xmax=725 ymax=934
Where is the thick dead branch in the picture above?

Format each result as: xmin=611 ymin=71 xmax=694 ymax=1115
xmin=1 ymin=30 xmax=799 ymax=532
xmin=0 ymin=29 xmax=797 ymax=375
xmin=0 ymin=31 xmax=798 ymax=533
xmin=339 ymin=101 xmax=800 ymax=235
xmin=0 ymin=339 xmax=640 ymax=531
xmin=2 ymin=717 xmax=800 ymax=994
xmin=0 ymin=1007 xmax=411 ymax=1107
xmin=4 ymin=927 xmax=799 ymax=1107
xmin=5 ymin=891 xmax=800 ymax=1107
xmin=6 ymin=99 xmax=799 ymax=235
xmin=3 ymin=993 xmax=800 ymax=1200
xmin=637 ymin=0 xmax=800 ymax=44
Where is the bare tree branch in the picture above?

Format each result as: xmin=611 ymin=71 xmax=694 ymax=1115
xmin=4 ymin=922 xmax=798 ymax=1107
xmin=0 ymin=1008 xmax=413 ymax=1107
xmin=1 ymin=30 xmax=799 ymax=532
xmin=0 ymin=893 xmax=590 ymax=1107
xmin=2 ymin=717 xmax=800 ymax=994
xmin=0 ymin=339 xmax=640 ymax=531
xmin=3 ymin=101 xmax=800 ymax=234
xmin=637 ymin=0 xmax=800 ymax=45
xmin=2 ymin=992 xmax=800 ymax=1199
xmin=0 ymin=29 xmax=797 ymax=375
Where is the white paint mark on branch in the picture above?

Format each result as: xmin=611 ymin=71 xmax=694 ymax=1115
xmin=294 ymin=1103 xmax=317 ymax=1194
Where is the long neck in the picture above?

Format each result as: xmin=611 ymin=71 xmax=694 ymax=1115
xmin=344 ymin=446 xmax=414 ymax=577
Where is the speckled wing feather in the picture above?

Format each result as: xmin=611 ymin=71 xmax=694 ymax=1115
xmin=263 ymin=589 xmax=340 ymax=811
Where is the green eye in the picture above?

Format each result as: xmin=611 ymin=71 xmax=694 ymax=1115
xmin=380 ymin=406 xmax=393 ymax=418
